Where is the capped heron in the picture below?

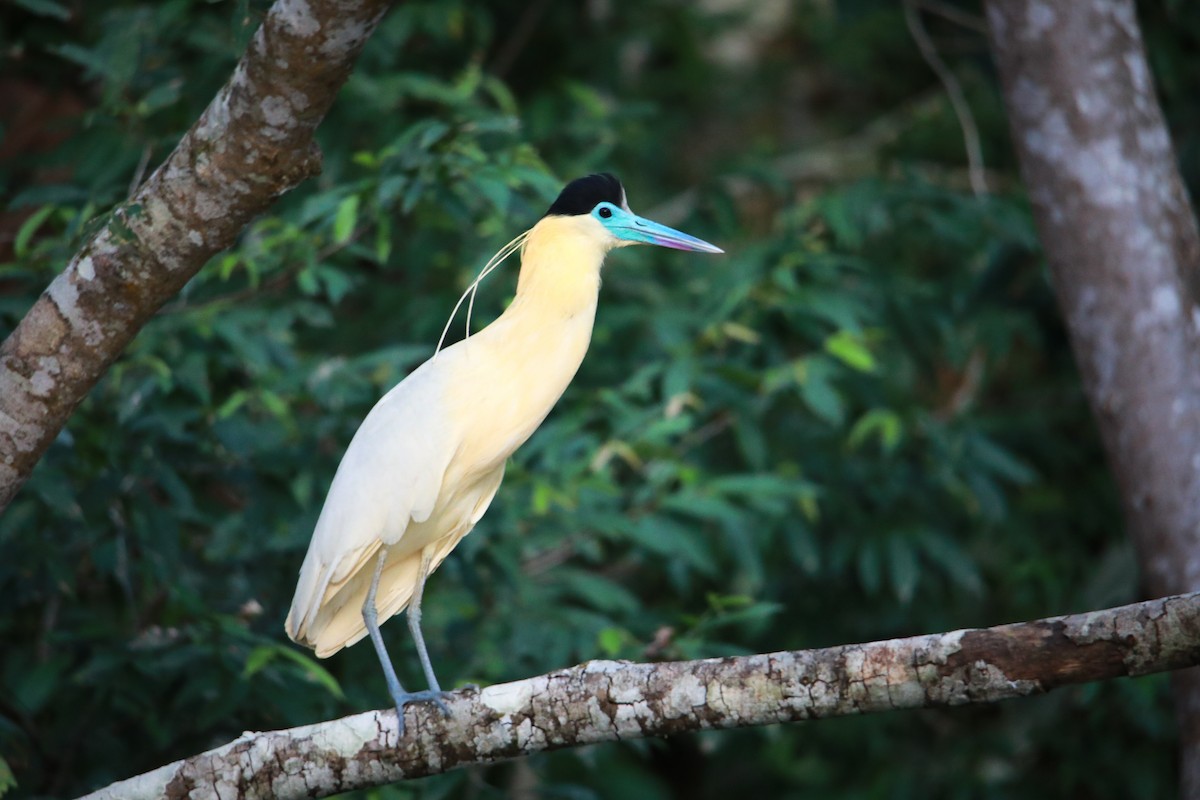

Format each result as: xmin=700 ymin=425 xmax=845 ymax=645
xmin=286 ymin=173 xmax=722 ymax=731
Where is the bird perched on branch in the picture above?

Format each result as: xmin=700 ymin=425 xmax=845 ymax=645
xmin=286 ymin=173 xmax=722 ymax=731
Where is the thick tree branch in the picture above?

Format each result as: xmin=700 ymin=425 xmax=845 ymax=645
xmin=79 ymin=592 xmax=1200 ymax=800
xmin=0 ymin=0 xmax=396 ymax=511
xmin=985 ymin=1 xmax=1200 ymax=792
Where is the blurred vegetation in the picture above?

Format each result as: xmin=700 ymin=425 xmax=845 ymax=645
xmin=1 ymin=0 xmax=1197 ymax=797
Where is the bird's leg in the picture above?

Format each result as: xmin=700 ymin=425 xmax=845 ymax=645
xmin=362 ymin=548 xmax=448 ymax=734
xmin=407 ymin=546 xmax=452 ymax=714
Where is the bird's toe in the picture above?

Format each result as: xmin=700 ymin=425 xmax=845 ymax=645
xmin=390 ymin=688 xmax=454 ymax=734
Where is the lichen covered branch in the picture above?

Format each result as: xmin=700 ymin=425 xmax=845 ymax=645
xmin=0 ymin=0 xmax=395 ymax=510
xmin=80 ymin=592 xmax=1200 ymax=800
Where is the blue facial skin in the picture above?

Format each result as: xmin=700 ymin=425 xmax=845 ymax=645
xmin=591 ymin=202 xmax=724 ymax=254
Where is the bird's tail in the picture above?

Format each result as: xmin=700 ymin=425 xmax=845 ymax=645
xmin=285 ymin=537 xmax=459 ymax=659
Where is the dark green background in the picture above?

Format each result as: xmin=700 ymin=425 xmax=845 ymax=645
xmin=2 ymin=1 xmax=1197 ymax=797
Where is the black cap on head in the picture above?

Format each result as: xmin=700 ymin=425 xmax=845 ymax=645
xmin=545 ymin=173 xmax=626 ymax=217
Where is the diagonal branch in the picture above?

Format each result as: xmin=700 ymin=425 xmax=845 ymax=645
xmin=79 ymin=592 xmax=1200 ymax=800
xmin=0 ymin=0 xmax=398 ymax=512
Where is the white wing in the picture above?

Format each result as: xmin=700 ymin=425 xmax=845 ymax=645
xmin=285 ymin=352 xmax=459 ymax=649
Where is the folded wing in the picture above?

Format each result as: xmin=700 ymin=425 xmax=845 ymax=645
xmin=285 ymin=360 xmax=458 ymax=655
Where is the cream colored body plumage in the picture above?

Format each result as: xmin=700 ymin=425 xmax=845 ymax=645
xmin=286 ymin=215 xmax=604 ymax=656
xmin=284 ymin=173 xmax=721 ymax=731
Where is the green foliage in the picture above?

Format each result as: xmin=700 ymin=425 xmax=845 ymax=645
xmin=1 ymin=1 xmax=1194 ymax=798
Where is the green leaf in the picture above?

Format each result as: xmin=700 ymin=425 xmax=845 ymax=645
xmin=734 ymin=417 xmax=768 ymax=470
xmin=138 ymin=81 xmax=182 ymax=115
xmin=623 ymin=515 xmax=718 ymax=576
xmin=706 ymin=592 xmax=753 ymax=613
xmin=558 ymin=569 xmax=640 ymax=614
xmin=375 ymin=214 xmax=392 ymax=263
xmin=847 ymin=408 xmax=903 ymax=452
xmin=784 ymin=522 xmax=821 ymax=575
xmin=296 ymin=267 xmax=320 ymax=295
xmin=698 ymin=595 xmax=783 ymax=633
xmin=333 ymin=195 xmax=359 ymax=244
xmin=597 ymin=627 xmax=625 ymax=657
xmin=916 ymin=529 xmax=983 ymax=595
xmin=15 ymin=205 xmax=56 ymax=257
xmin=708 ymin=473 xmax=805 ymax=498
xmin=474 ymin=176 xmax=511 ymax=211
xmin=819 ymin=191 xmax=863 ymax=248
xmin=416 ymin=120 xmax=451 ymax=147
xmin=318 ymin=265 xmax=354 ymax=303
xmin=242 ymin=645 xmax=275 ymax=678
xmin=11 ymin=0 xmax=69 ymax=18
xmin=661 ymin=492 xmax=743 ymax=529
xmin=970 ymin=434 xmax=1037 ymax=485
xmin=0 ymin=755 xmax=17 ymax=798
xmin=47 ymin=43 xmax=113 ymax=78
xmin=352 ymin=150 xmax=378 ymax=168
xmin=799 ymin=369 xmax=845 ymax=426
xmin=966 ymin=472 xmax=1007 ymax=521
xmin=215 ymin=390 xmax=248 ymax=419
xmin=287 ymin=652 xmax=346 ymax=701
xmin=824 ymin=329 xmax=876 ymax=372
xmin=216 ymin=253 xmax=240 ymax=281
xmin=10 ymin=654 xmax=70 ymax=714
xmin=259 ymin=389 xmax=289 ymax=419
xmin=662 ymin=356 xmax=693 ymax=399
xmin=244 ymin=644 xmax=345 ymax=700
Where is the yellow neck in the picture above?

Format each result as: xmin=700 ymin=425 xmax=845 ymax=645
xmin=447 ymin=215 xmax=611 ymax=474
xmin=504 ymin=215 xmax=608 ymax=323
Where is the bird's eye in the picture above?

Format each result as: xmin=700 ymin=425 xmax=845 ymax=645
xmin=598 ymin=206 xmax=613 ymax=219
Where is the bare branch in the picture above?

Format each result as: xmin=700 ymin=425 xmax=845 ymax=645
xmin=904 ymin=0 xmax=988 ymax=197
xmin=911 ymin=0 xmax=987 ymax=35
xmin=0 ymin=0 xmax=396 ymax=511
xmin=79 ymin=592 xmax=1200 ymax=800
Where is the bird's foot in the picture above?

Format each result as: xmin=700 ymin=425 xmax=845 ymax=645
xmin=389 ymin=688 xmax=453 ymax=736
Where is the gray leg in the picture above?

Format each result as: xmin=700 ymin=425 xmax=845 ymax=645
xmin=362 ymin=548 xmax=449 ymax=735
xmin=407 ymin=546 xmax=444 ymax=694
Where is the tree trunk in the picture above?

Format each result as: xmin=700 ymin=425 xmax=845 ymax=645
xmin=985 ymin=0 xmax=1200 ymax=793
xmin=0 ymin=0 xmax=396 ymax=512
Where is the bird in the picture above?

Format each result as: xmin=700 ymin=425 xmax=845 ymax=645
xmin=285 ymin=173 xmax=722 ymax=731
